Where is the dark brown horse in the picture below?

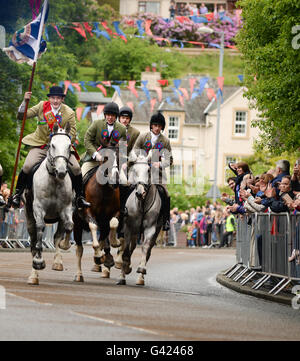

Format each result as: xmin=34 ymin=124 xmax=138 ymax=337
xmin=73 ymin=146 xmax=122 ymax=282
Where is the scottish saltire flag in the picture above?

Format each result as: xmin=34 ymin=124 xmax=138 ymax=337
xmin=3 ymin=0 xmax=49 ymax=65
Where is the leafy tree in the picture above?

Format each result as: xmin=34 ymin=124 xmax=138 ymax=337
xmin=91 ymin=36 xmax=185 ymax=80
xmin=236 ymin=0 xmax=300 ymax=154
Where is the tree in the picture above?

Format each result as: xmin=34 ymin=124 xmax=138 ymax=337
xmin=236 ymin=0 xmax=300 ymax=154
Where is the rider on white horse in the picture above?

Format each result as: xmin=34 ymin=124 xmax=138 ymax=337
xmin=133 ymin=112 xmax=173 ymax=231
xmin=10 ymin=86 xmax=90 ymax=210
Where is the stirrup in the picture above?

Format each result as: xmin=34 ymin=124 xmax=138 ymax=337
xmin=10 ymin=194 xmax=22 ymax=209
xmin=76 ymin=196 xmax=90 ymax=209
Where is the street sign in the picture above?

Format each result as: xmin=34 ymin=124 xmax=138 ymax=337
xmin=206 ymin=184 xmax=221 ymax=199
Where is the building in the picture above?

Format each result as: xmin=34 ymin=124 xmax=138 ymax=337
xmin=102 ymin=72 xmax=260 ymax=189
xmin=119 ymin=0 xmax=238 ymax=18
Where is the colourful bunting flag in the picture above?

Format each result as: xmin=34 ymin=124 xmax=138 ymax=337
xmin=76 ymin=107 xmax=83 ymax=121
xmin=97 ymin=105 xmax=104 ymax=116
xmin=71 ymin=23 xmax=87 ymax=40
xmin=217 ymin=76 xmax=224 ymax=91
xmin=150 ymin=98 xmax=156 ymax=113
xmin=145 ymin=19 xmax=153 ymax=37
xmin=96 ymin=84 xmax=107 ymax=96
xmin=127 ymin=80 xmax=139 ymax=98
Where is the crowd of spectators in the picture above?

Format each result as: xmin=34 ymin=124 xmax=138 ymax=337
xmin=169 ymin=1 xmax=226 ymax=19
xmin=164 ymin=201 xmax=236 ymax=249
xmin=222 ymin=159 xmax=300 ymax=216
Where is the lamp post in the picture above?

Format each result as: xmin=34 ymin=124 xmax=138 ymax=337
xmin=198 ymin=27 xmax=225 ymax=202
xmin=212 ymin=30 xmax=224 ymax=203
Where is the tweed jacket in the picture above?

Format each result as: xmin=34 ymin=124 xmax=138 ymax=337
xmin=18 ymin=101 xmax=76 ymax=147
xmin=133 ymin=131 xmax=173 ymax=184
xmin=83 ymin=118 xmax=127 ymax=163
xmin=126 ymin=124 xmax=140 ymax=155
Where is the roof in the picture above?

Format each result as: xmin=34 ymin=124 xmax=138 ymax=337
xmin=113 ymin=76 xmax=241 ymax=125
xmin=76 ymin=92 xmax=111 ymax=104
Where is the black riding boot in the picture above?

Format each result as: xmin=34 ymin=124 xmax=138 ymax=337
xmin=10 ymin=170 xmax=28 ymax=208
xmin=163 ymin=195 xmax=171 ymax=231
xmin=118 ymin=185 xmax=130 ymax=238
xmin=72 ymin=174 xmax=91 ymax=209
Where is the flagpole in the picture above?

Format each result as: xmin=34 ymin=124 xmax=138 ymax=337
xmin=9 ymin=0 xmax=48 ymax=197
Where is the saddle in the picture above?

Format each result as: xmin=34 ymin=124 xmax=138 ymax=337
xmin=82 ymin=166 xmax=98 ymax=187
xmin=26 ymin=161 xmax=43 ymax=190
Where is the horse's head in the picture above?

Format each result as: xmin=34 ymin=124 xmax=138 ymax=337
xmin=47 ymin=123 xmax=72 ymax=180
xmin=129 ymin=151 xmax=152 ymax=200
xmin=96 ymin=146 xmax=119 ymax=187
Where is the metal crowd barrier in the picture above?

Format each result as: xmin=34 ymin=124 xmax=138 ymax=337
xmin=226 ymin=212 xmax=300 ymax=295
xmin=0 ymin=207 xmax=91 ymax=250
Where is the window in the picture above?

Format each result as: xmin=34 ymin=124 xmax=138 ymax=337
xmin=170 ymin=164 xmax=182 ymax=183
xmin=234 ymin=111 xmax=247 ymax=137
xmin=138 ymin=1 xmax=160 ymax=14
xmin=168 ymin=116 xmax=179 ymax=141
xmin=225 ymin=156 xmax=238 ymax=182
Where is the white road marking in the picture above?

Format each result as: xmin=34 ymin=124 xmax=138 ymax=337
xmin=7 ymin=292 xmax=53 ymax=306
xmin=71 ymin=311 xmax=175 ymax=337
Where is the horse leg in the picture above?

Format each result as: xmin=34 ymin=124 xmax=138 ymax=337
xmin=52 ymin=220 xmax=65 ymax=271
xmin=32 ymin=206 xmax=46 ymax=271
xmin=108 ymin=217 xmax=120 ymax=247
xmin=103 ymin=237 xmax=115 ymax=268
xmin=73 ymin=212 xmax=84 ymax=282
xmin=116 ymin=233 xmax=138 ymax=285
xmin=136 ymin=225 xmax=160 ymax=286
xmin=88 ymin=218 xmax=102 ymax=267
xmin=101 ymin=265 xmax=110 ymax=278
xmin=58 ymin=206 xmax=73 ymax=251
xmin=26 ymin=216 xmax=40 ymax=285
xmin=114 ymin=237 xmax=125 ymax=269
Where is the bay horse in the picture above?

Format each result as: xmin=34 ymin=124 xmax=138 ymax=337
xmin=116 ymin=151 xmax=163 ymax=286
xmin=73 ymin=146 xmax=122 ymax=282
xmin=24 ymin=123 xmax=73 ymax=285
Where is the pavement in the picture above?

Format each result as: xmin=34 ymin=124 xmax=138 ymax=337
xmin=216 ymin=268 xmax=295 ymax=306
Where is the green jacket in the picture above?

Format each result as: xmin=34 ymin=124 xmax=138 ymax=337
xmin=133 ymin=131 xmax=173 ymax=184
xmin=83 ymin=118 xmax=126 ymax=162
xmin=18 ymin=101 xmax=76 ymax=147
xmin=126 ymin=124 xmax=140 ymax=155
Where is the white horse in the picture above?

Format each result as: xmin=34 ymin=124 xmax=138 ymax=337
xmin=24 ymin=123 xmax=73 ymax=285
xmin=116 ymin=151 xmax=163 ymax=286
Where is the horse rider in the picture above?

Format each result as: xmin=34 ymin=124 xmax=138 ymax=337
xmin=0 ymin=163 xmax=5 ymax=207
xmin=10 ymin=86 xmax=90 ymax=209
xmin=133 ymin=112 xmax=173 ymax=231
xmin=117 ymin=106 xmax=140 ymax=236
xmin=81 ymin=101 xmax=127 ymax=179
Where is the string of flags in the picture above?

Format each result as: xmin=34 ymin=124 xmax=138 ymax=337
xmin=45 ymin=75 xmax=243 ymax=121
xmin=44 ymin=19 xmax=237 ymax=50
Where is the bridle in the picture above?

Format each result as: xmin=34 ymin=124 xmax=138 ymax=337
xmin=47 ymin=133 xmax=72 ymax=176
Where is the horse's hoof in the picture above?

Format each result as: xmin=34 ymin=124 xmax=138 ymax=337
xmin=28 ymin=277 xmax=39 ymax=286
xmin=116 ymin=279 xmax=126 ymax=285
xmin=33 ymin=260 xmax=46 ymax=270
xmin=123 ymin=265 xmax=132 ymax=275
xmin=110 ymin=240 xmax=121 ymax=248
xmin=52 ymin=263 xmax=63 ymax=271
xmin=59 ymin=241 xmax=71 ymax=251
xmin=136 ymin=278 xmax=145 ymax=286
xmin=74 ymin=275 xmax=84 ymax=282
xmin=91 ymin=264 xmax=102 ymax=272
xmin=101 ymin=270 xmax=110 ymax=278
xmin=104 ymin=254 xmax=115 ymax=268
xmin=137 ymin=267 xmax=147 ymax=275
xmin=114 ymin=261 xmax=122 ymax=270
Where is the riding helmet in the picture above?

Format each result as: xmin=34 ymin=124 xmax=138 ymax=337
xmin=104 ymin=102 xmax=119 ymax=117
xmin=119 ymin=106 xmax=133 ymax=121
xmin=150 ymin=112 xmax=165 ymax=130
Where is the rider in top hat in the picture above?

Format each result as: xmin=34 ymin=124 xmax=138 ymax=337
xmin=133 ymin=112 xmax=173 ymax=231
xmin=81 ymin=102 xmax=127 ymax=178
xmin=10 ymin=86 xmax=90 ymax=209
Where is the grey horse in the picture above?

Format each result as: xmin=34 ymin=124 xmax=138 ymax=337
xmin=117 ymin=151 xmax=163 ymax=286
xmin=25 ymin=123 xmax=73 ymax=285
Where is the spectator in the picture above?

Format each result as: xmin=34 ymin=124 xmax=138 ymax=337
xmin=221 ymin=177 xmax=236 ymax=205
xmin=218 ymin=4 xmax=226 ymax=18
xmin=219 ymin=208 xmax=236 ymax=248
xmin=169 ymin=0 xmax=176 ymax=19
xmin=199 ymin=3 xmax=208 ymax=14
xmin=189 ymin=3 xmax=198 ymax=17
xmin=186 ymin=224 xmax=196 ymax=247
xmin=264 ymin=176 xmax=294 ymax=213
xmin=229 ymin=161 xmax=253 ymax=206
xmin=177 ymin=3 xmax=185 ymax=16
xmin=271 ymin=159 xmax=290 ymax=190
xmin=291 ymin=158 xmax=300 ymax=192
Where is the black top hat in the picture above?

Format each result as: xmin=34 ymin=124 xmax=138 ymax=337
xmin=47 ymin=86 xmax=65 ymax=97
